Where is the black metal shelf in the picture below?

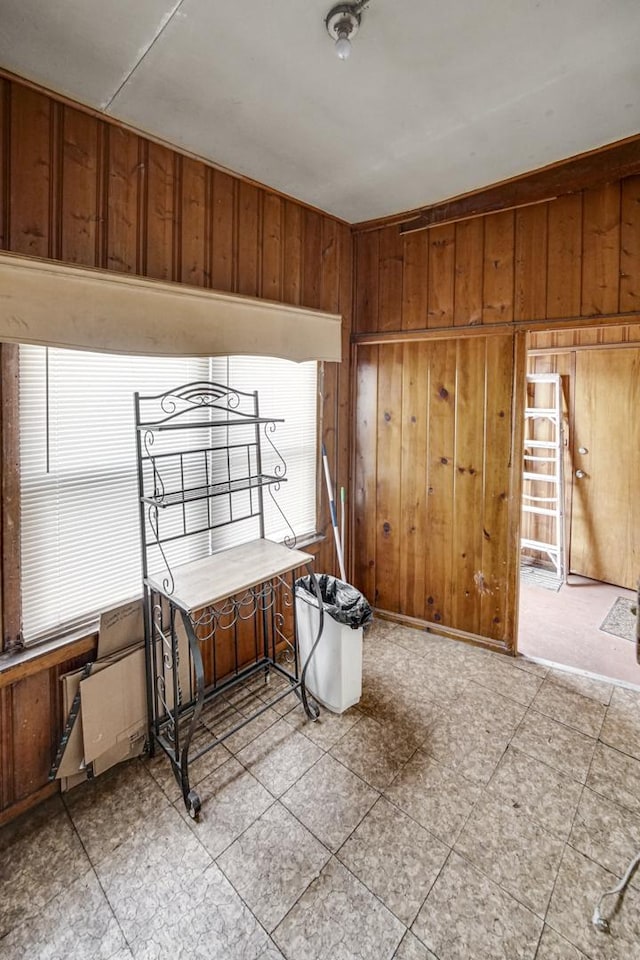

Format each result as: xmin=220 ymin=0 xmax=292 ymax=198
xmin=140 ymin=473 xmax=286 ymax=509
xmin=136 ymin=416 xmax=284 ymax=432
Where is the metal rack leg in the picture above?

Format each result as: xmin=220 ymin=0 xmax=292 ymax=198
xmin=177 ymin=610 xmax=205 ymax=819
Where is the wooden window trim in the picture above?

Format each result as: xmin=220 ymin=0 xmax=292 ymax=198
xmin=1 ymin=343 xmax=21 ymax=653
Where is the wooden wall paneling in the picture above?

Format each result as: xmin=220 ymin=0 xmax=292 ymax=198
xmin=1 ymin=344 xmax=20 ymax=651
xmin=546 ymin=193 xmax=582 ymax=319
xmin=282 ymin=200 xmax=302 ymax=305
xmin=0 ymin=686 xmax=13 ymax=809
xmin=261 ymin=192 xmax=283 ymax=301
xmin=374 ymin=343 xmax=403 ymax=610
xmin=145 ymin=142 xmax=176 ymax=282
xmin=337 ymin=224 xmax=353 ymax=572
xmin=210 ymin=170 xmax=234 ymax=292
xmin=504 ymin=330 xmax=527 ymax=645
xmin=451 ymin=337 xmax=486 ymax=633
xmin=401 ymin=230 xmax=429 ymax=330
xmin=482 ymin=210 xmax=514 ymax=324
xmin=377 ymin=225 xmax=404 ymax=332
xmin=581 ymin=182 xmax=621 ymax=316
xmin=620 ymin=176 xmax=640 ymax=313
xmin=60 ymin=107 xmax=99 ymax=266
xmin=399 ymin=342 xmax=429 ymax=617
xmin=514 ymin=203 xmax=548 ymax=322
xmin=424 ymin=339 xmax=457 ymax=625
xmin=354 ymin=230 xmax=379 ymax=333
xmin=9 ymin=85 xmax=51 ymax=258
xmin=106 ymin=126 xmax=140 ymax=274
xmin=317 ymin=216 xmax=340 ymax=567
xmin=427 ymin=224 xmax=455 ymax=328
xmin=11 ymin=671 xmax=51 ymax=800
xmin=236 ymin=181 xmax=260 ymax=297
xmin=302 ymin=209 xmax=322 ymax=310
xmin=180 ymin=156 xmax=207 ymax=287
xmin=479 ymin=335 xmax=514 ymax=641
xmin=353 ymin=345 xmax=378 ymax=601
xmin=454 ymin=217 xmax=484 ymax=326
xmin=0 ymin=79 xmax=8 ymax=249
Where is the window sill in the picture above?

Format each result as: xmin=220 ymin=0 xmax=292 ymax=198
xmin=0 ymin=625 xmax=98 ymax=687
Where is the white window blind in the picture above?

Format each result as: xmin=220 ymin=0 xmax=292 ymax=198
xmin=19 ymin=347 xmax=318 ymax=644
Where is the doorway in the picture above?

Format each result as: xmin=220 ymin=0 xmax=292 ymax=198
xmin=517 ymin=325 xmax=640 ymax=686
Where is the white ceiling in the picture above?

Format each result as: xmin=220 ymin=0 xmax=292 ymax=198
xmin=1 ymin=0 xmax=639 ymax=222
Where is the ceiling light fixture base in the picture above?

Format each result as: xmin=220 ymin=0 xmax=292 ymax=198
xmin=325 ymin=2 xmax=364 ymax=59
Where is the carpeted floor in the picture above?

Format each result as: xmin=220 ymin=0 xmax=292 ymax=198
xmin=600 ymin=597 xmax=637 ymax=642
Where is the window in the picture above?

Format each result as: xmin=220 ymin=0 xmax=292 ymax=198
xmin=19 ymin=346 xmax=318 ymax=644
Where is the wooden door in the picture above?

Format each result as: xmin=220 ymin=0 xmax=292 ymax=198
xmin=570 ymin=348 xmax=640 ymax=589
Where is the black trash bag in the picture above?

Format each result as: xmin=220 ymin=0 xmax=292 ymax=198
xmin=295 ymin=574 xmax=373 ymax=630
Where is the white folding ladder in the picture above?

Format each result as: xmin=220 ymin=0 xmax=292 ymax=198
xmin=521 ymin=373 xmax=565 ymax=580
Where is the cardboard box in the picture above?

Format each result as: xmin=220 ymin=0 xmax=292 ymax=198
xmin=81 ymin=646 xmax=147 ymax=763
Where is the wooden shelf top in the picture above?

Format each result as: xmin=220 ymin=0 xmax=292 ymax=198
xmin=146 ymin=538 xmax=313 ymax=613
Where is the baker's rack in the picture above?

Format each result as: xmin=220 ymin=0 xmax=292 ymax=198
xmin=134 ymin=380 xmax=323 ymax=818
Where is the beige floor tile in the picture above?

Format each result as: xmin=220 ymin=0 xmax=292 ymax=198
xmin=532 ymin=677 xmax=606 ymax=738
xmin=330 ymin=714 xmax=418 ymax=790
xmin=385 ymin=749 xmax=481 ymax=845
xmin=221 ymin=706 xmax=281 ymax=754
xmin=569 ymin=787 xmax=640 ymax=887
xmin=0 ymin=869 xmax=126 ymax=960
xmin=218 ymin=802 xmax=330 ymax=933
xmin=64 ymin=758 xmax=168 ymax=865
xmin=600 ymin=686 xmax=640 ymax=761
xmin=145 ymin=724 xmax=233 ymax=803
xmin=96 ymin=806 xmax=269 ymax=959
xmin=412 ymin=851 xmax=542 ymax=960
xmin=587 ymin=741 xmax=640 ymax=813
xmin=0 ymin=795 xmax=91 ymax=938
xmin=487 ymin=746 xmax=583 ymax=840
xmin=281 ymin=753 xmax=378 ymax=851
xmin=510 ymin=710 xmax=596 ymax=783
xmin=451 ymin=681 xmax=528 ymax=732
xmin=394 ymin=931 xmax=438 ymax=960
xmin=425 ymin=711 xmax=512 ymax=785
xmin=284 ymin=702 xmax=363 ymax=750
xmin=257 ymin=944 xmax=287 ymax=960
xmin=177 ymin=756 xmax=274 ymax=858
xmin=455 ymin=791 xmax=565 ymax=917
xmin=460 ymin=647 xmax=543 ymax=705
xmin=547 ymin=846 xmax=640 ymax=960
xmin=273 ymin=857 xmax=404 ymax=960
xmin=547 ymin=668 xmax=613 ymax=705
xmin=535 ymin=925 xmax=588 ymax=959
xmin=338 ymin=796 xmax=448 ymax=925
xmin=236 ymin=718 xmax=323 ymax=797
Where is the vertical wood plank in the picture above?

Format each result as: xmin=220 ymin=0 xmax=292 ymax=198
xmin=354 ymin=230 xmax=379 ymax=333
xmin=454 ymin=217 xmax=484 ymax=326
xmin=402 ymin=231 xmax=429 ymax=330
xmin=320 ymin=217 xmax=340 ymax=313
xmin=480 ymin=335 xmax=514 ymax=641
xmin=9 ymin=85 xmax=51 ymax=257
xmin=427 ymin=224 xmax=455 ymax=328
xmin=337 ymin=224 xmax=353 ymax=575
xmin=1 ymin=345 xmax=21 ymax=651
xmin=506 ymin=330 xmax=527 ymax=650
xmin=210 ymin=170 xmax=234 ymax=292
xmin=514 ymin=204 xmax=548 ymax=321
xmin=236 ymin=181 xmax=260 ymax=297
xmin=11 ymin=673 xmax=51 ymax=801
xmin=302 ymin=209 xmax=322 ymax=309
xmin=451 ymin=338 xmax=486 ymax=633
xmin=261 ymin=192 xmax=283 ymax=302
xmin=620 ymin=176 xmax=640 ymax=313
xmin=180 ymin=156 xmax=207 ymax=287
xmin=374 ymin=343 xmax=403 ymax=611
xmin=0 ymin=687 xmax=14 ymax=809
xmin=424 ymin=339 xmax=457 ymax=625
xmin=546 ymin=193 xmax=582 ymax=319
xmin=378 ymin=225 xmax=404 ymax=332
xmin=483 ymin=210 xmax=514 ymax=324
xmin=399 ymin=342 xmax=429 ymax=617
xmin=354 ymin=345 xmax=378 ymax=600
xmin=581 ymin=182 xmax=621 ymax=316
xmin=282 ymin=200 xmax=302 ymax=305
xmin=145 ymin=142 xmax=176 ymax=281
xmin=106 ymin=126 xmax=139 ymax=274
xmin=60 ymin=107 xmax=99 ymax=266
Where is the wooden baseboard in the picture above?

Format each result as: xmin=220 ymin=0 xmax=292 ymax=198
xmin=373 ymin=608 xmax=514 ymax=656
xmin=0 ymin=781 xmax=59 ymax=829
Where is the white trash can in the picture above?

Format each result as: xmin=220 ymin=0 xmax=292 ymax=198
xmin=295 ymin=577 xmax=368 ymax=714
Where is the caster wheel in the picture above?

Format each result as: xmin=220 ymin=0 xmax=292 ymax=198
xmin=187 ymin=789 xmax=201 ymax=820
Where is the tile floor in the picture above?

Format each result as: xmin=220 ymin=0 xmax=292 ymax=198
xmin=2 ymin=620 xmax=640 ymax=960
